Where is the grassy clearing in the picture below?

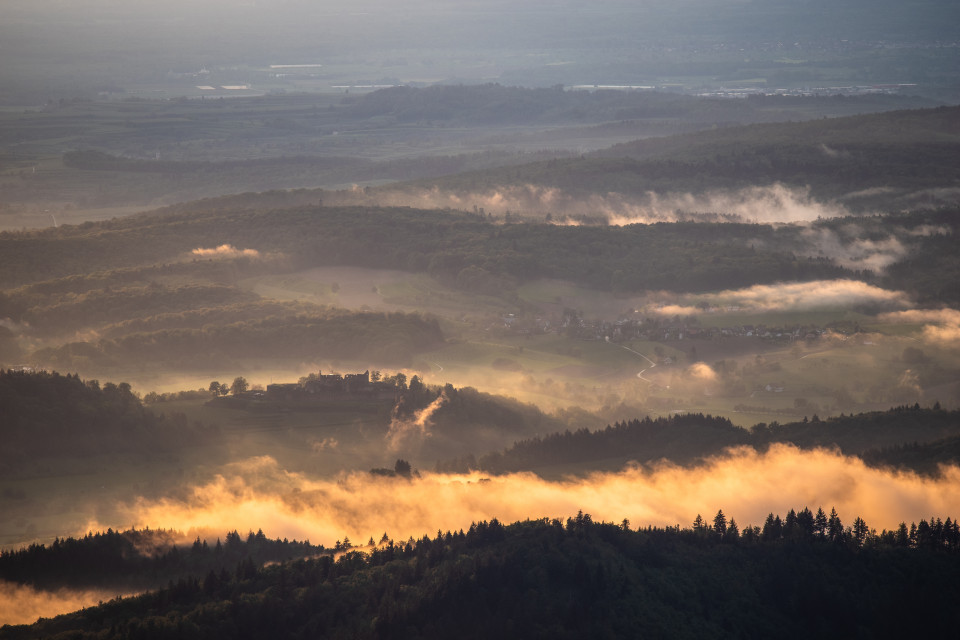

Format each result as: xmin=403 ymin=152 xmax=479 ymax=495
xmin=241 ymin=274 xmax=341 ymax=305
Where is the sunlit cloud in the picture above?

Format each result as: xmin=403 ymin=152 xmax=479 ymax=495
xmin=879 ymin=308 xmax=960 ymax=346
xmin=652 ymin=303 xmax=702 ymax=316
xmin=921 ymin=324 xmax=960 ymax=345
xmin=607 ymin=184 xmax=848 ymax=225
xmin=14 ymin=446 xmax=960 ymax=626
xmin=191 ymin=244 xmax=260 ymax=259
xmin=686 ymin=362 xmax=718 ymax=382
xmin=0 ymin=581 xmax=123 ymax=627
xmin=87 ymin=448 xmax=960 ymax=551
xmin=649 ymin=279 xmax=910 ymax=316
xmin=879 ymin=308 xmax=960 ymax=325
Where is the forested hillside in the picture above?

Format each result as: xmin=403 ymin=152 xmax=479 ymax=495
xmin=0 ymin=206 xmax=856 ymax=293
xmin=410 ymin=105 xmax=960 ymax=209
xmin=2 ymin=514 xmax=958 ymax=639
xmin=0 ymin=370 xmax=563 ymax=475
xmin=0 ymin=369 xmax=213 ymax=469
xmin=446 ymin=406 xmax=960 ymax=476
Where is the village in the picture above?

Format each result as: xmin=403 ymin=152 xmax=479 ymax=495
xmin=495 ymin=308 xmax=838 ymax=346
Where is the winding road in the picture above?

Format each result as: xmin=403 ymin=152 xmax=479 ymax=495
xmin=615 ymin=342 xmax=658 ymax=383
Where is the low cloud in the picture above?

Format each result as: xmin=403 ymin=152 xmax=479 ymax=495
xmin=21 ymin=446 xmax=958 ymax=625
xmin=310 ymin=437 xmax=339 ymax=453
xmin=330 ymin=183 xmax=849 ymax=224
xmin=794 ymin=222 xmax=950 ymax=275
xmin=191 ymin=244 xmax=260 ymax=259
xmin=818 ymin=144 xmax=850 ymax=159
xmin=650 ymin=279 xmax=910 ymax=316
xmin=87 ymin=448 xmax=960 ymax=552
xmin=608 ymin=184 xmax=849 ymax=225
xmin=687 ymin=362 xmax=718 ymax=383
xmin=651 ymin=304 xmax=702 ymax=316
xmin=904 ymin=224 xmax=952 ymax=238
xmin=386 ymin=394 xmax=447 ymax=454
xmin=879 ymin=308 xmax=960 ymax=346
xmin=0 ymin=581 xmax=123 ymax=627
xmin=901 ymin=188 xmax=960 ymax=209
xmin=879 ymin=308 xmax=960 ymax=325
xmin=798 ymin=226 xmax=908 ymax=273
xmin=921 ymin=324 xmax=960 ymax=345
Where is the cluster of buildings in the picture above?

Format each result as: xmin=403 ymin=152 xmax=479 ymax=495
xmin=497 ymin=311 xmax=831 ymax=345
xmin=697 ymin=84 xmax=918 ymax=99
xmin=265 ymin=370 xmax=397 ymax=401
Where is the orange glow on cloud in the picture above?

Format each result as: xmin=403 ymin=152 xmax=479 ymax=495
xmin=88 ymin=447 xmax=960 ymax=547
xmin=191 ymin=244 xmax=260 ymax=259
xmin=0 ymin=581 xmax=123 ymax=627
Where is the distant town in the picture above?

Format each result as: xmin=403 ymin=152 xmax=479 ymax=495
xmin=494 ymin=309 xmax=845 ymax=346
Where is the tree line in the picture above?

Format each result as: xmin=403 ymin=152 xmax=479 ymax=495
xmin=3 ymin=510 xmax=959 ymax=639
xmin=0 ymin=528 xmax=322 ymax=594
xmin=438 ymin=405 xmax=960 ymax=476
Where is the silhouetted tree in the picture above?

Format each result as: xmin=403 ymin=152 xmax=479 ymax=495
xmin=814 ymin=507 xmax=828 ymax=537
xmin=852 ymin=516 xmax=869 ymax=545
xmin=713 ymin=510 xmax=727 ymax=536
xmin=231 ymin=376 xmax=248 ymax=395
xmin=828 ymin=508 xmax=844 ymax=542
xmin=394 ymin=459 xmax=412 ymax=478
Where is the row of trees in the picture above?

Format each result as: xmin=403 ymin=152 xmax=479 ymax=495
xmin=208 ymin=377 xmax=248 ymax=397
xmin=0 ymin=527 xmax=324 ymax=592
xmin=694 ymin=507 xmax=960 ymax=550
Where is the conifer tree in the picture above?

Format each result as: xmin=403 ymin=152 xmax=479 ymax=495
xmin=713 ymin=510 xmax=727 ymax=536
